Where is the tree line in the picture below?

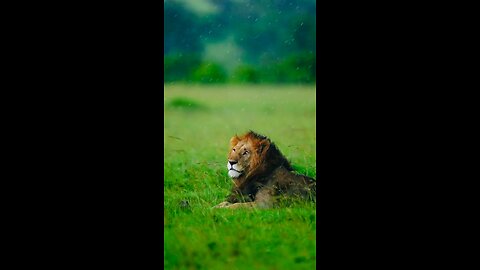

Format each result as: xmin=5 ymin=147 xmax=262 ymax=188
xmin=164 ymin=0 xmax=316 ymax=84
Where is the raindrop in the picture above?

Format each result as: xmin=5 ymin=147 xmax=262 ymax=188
xmin=254 ymin=18 xmax=258 ymax=22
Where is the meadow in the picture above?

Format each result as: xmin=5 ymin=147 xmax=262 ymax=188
xmin=164 ymin=84 xmax=316 ymax=270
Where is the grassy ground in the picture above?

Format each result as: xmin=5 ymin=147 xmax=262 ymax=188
xmin=164 ymin=84 xmax=316 ymax=270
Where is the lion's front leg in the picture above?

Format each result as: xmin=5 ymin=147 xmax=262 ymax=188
xmin=225 ymin=202 xmax=256 ymax=209
xmin=224 ymin=187 xmax=275 ymax=209
xmin=212 ymin=201 xmax=232 ymax=208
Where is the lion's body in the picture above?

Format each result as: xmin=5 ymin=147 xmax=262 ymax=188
xmin=214 ymin=131 xmax=316 ymax=209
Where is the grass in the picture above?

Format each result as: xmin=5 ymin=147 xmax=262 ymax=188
xmin=164 ymin=84 xmax=316 ymax=270
xmin=166 ymin=97 xmax=208 ymax=110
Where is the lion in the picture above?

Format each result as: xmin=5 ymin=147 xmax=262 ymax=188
xmin=213 ymin=131 xmax=316 ymax=209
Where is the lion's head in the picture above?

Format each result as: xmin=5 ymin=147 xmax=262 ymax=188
xmin=226 ymin=131 xmax=292 ymax=180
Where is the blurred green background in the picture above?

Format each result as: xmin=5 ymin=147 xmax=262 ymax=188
xmin=164 ymin=0 xmax=316 ymax=84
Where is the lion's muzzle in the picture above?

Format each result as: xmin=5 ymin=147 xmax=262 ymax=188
xmin=227 ymin=162 xmax=243 ymax=178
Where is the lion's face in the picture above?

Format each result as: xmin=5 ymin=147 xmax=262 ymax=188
xmin=226 ymin=132 xmax=270 ymax=179
xmin=227 ymin=139 xmax=253 ymax=178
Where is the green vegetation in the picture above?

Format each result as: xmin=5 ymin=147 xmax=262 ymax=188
xmin=164 ymin=52 xmax=316 ymax=84
xmin=164 ymin=85 xmax=316 ymax=270
xmin=231 ymin=65 xmax=260 ymax=84
xmin=164 ymin=0 xmax=316 ymax=84
xmin=166 ymin=97 xmax=208 ymax=110
xmin=164 ymin=54 xmax=202 ymax=82
xmin=191 ymin=62 xmax=228 ymax=83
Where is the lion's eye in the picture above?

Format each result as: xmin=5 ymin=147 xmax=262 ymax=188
xmin=232 ymin=148 xmax=236 ymax=152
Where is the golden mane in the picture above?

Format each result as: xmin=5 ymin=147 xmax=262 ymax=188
xmin=216 ymin=130 xmax=316 ymax=208
xmin=229 ymin=131 xmax=292 ymax=183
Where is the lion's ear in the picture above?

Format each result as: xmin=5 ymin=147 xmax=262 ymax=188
xmin=230 ymin=135 xmax=240 ymax=147
xmin=257 ymin=139 xmax=271 ymax=155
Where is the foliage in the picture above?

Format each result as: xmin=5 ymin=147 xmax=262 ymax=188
xmin=191 ymin=62 xmax=228 ymax=84
xmin=164 ymin=53 xmax=315 ymax=84
xmin=164 ymin=53 xmax=202 ymax=82
xmin=164 ymin=85 xmax=316 ymax=270
xmin=164 ymin=1 xmax=203 ymax=54
xmin=264 ymin=52 xmax=316 ymax=84
xmin=164 ymin=0 xmax=316 ymax=84
xmin=231 ymin=65 xmax=260 ymax=83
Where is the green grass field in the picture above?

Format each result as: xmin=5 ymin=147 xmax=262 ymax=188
xmin=164 ymin=84 xmax=316 ymax=270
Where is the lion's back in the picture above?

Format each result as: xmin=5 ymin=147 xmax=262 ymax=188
xmin=265 ymin=166 xmax=316 ymax=201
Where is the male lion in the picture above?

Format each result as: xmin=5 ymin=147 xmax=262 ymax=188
xmin=213 ymin=131 xmax=316 ymax=209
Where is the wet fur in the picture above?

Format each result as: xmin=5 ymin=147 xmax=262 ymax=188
xmin=214 ymin=131 xmax=316 ymax=209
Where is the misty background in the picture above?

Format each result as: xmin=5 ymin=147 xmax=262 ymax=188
xmin=164 ymin=0 xmax=316 ymax=84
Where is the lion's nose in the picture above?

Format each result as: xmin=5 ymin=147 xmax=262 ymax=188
xmin=229 ymin=160 xmax=237 ymax=165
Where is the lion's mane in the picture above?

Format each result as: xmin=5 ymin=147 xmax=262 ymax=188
xmin=226 ymin=131 xmax=315 ymax=204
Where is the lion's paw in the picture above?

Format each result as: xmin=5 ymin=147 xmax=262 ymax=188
xmin=212 ymin=201 xmax=231 ymax=209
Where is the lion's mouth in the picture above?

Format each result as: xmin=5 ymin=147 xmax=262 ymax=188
xmin=228 ymin=168 xmax=243 ymax=178
xmin=227 ymin=162 xmax=243 ymax=178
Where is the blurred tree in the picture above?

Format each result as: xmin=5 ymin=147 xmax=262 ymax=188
xmin=191 ymin=62 xmax=227 ymax=83
xmin=231 ymin=65 xmax=259 ymax=83
xmin=164 ymin=1 xmax=202 ymax=55
xmin=259 ymin=52 xmax=315 ymax=84
xmin=279 ymin=52 xmax=316 ymax=83
xmin=164 ymin=0 xmax=316 ymax=84
xmin=291 ymin=14 xmax=316 ymax=52
xmin=164 ymin=54 xmax=202 ymax=82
